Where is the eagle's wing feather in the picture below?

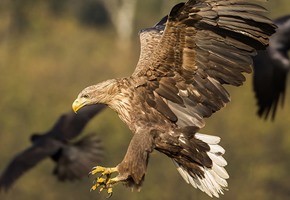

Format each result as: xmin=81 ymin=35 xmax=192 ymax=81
xmin=133 ymin=16 xmax=167 ymax=77
xmin=132 ymin=0 xmax=275 ymax=129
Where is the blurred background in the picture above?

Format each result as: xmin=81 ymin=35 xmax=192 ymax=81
xmin=0 ymin=0 xmax=289 ymax=199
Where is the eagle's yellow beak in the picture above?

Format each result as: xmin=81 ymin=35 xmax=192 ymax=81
xmin=72 ymin=97 xmax=88 ymax=113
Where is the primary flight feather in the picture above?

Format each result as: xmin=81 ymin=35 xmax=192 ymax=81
xmin=72 ymin=0 xmax=276 ymax=197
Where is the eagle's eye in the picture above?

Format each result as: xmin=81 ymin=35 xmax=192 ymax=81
xmin=82 ymin=94 xmax=90 ymax=98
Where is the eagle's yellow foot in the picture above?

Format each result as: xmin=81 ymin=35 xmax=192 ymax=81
xmin=89 ymin=166 xmax=118 ymax=198
xmin=89 ymin=166 xmax=118 ymax=176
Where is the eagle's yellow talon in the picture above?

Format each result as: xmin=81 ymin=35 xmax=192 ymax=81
xmin=89 ymin=166 xmax=118 ymax=197
xmin=90 ymin=166 xmax=118 ymax=176
xmin=106 ymin=188 xmax=113 ymax=198
xmin=90 ymin=184 xmax=97 ymax=191
xmin=107 ymin=187 xmax=113 ymax=194
xmin=90 ymin=166 xmax=107 ymax=175
xmin=96 ymin=177 xmax=106 ymax=183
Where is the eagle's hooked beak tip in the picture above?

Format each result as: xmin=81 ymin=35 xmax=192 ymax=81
xmin=72 ymin=97 xmax=90 ymax=113
xmin=72 ymin=99 xmax=81 ymax=113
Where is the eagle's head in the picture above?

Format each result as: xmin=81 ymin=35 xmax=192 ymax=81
xmin=72 ymin=79 xmax=118 ymax=113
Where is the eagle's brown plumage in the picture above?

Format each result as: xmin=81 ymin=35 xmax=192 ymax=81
xmin=72 ymin=0 xmax=276 ymax=197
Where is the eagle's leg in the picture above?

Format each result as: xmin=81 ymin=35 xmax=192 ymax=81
xmin=89 ymin=131 xmax=155 ymax=196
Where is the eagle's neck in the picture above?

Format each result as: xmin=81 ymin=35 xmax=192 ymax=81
xmin=108 ymin=78 xmax=134 ymax=129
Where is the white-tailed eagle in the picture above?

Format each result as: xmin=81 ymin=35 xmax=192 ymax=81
xmin=72 ymin=0 xmax=276 ymax=198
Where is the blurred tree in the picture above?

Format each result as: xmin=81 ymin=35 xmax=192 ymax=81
xmin=102 ymin=0 xmax=137 ymax=49
xmin=8 ymin=0 xmax=31 ymax=36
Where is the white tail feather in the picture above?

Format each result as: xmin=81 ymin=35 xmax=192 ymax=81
xmin=195 ymin=133 xmax=221 ymax=144
xmin=208 ymin=152 xmax=227 ymax=167
xmin=174 ymin=132 xmax=229 ymax=198
xmin=209 ymin=144 xmax=225 ymax=155
xmin=212 ymin=162 xmax=229 ymax=179
xmin=209 ymin=169 xmax=228 ymax=188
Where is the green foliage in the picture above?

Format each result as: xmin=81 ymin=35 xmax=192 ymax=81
xmin=0 ymin=1 xmax=290 ymax=200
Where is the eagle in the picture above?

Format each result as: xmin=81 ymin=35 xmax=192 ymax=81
xmin=72 ymin=0 xmax=276 ymax=198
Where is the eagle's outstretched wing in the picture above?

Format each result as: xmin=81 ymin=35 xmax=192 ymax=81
xmin=133 ymin=0 xmax=276 ymax=129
